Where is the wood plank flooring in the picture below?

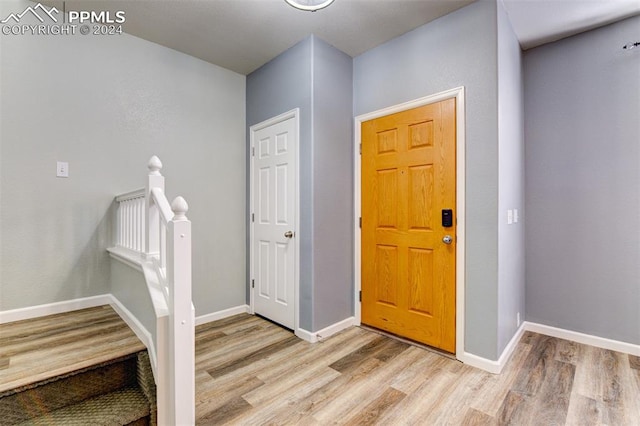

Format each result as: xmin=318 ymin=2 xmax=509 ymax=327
xmin=2 ymin=308 xmax=638 ymax=424
xmin=0 ymin=306 xmax=145 ymax=393
xmin=195 ymin=314 xmax=640 ymax=425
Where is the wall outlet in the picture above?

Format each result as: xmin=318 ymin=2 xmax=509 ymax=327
xmin=517 ymin=312 xmax=521 ymax=327
xmin=56 ymin=161 xmax=69 ymax=178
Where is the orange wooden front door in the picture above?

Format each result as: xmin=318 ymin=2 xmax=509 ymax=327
xmin=361 ymin=98 xmax=456 ymax=353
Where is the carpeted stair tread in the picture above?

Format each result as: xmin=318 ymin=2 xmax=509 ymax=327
xmin=135 ymin=352 xmax=157 ymax=426
xmin=16 ymin=386 xmax=150 ymax=426
xmin=0 ymin=305 xmax=157 ymax=425
xmin=0 ymin=354 xmax=138 ymax=424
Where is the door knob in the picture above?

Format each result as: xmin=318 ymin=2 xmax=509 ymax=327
xmin=442 ymin=235 xmax=453 ymax=244
xmin=284 ymin=231 xmax=294 ymax=239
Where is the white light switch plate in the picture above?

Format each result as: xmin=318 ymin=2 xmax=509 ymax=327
xmin=514 ymin=208 xmax=519 ymax=223
xmin=57 ymin=161 xmax=69 ymax=178
xmin=507 ymin=209 xmax=513 ymax=225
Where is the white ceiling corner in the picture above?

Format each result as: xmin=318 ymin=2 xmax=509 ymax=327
xmin=41 ymin=0 xmax=640 ymax=73
xmin=502 ymin=0 xmax=640 ymax=50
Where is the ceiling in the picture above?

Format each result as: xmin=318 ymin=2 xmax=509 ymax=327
xmin=502 ymin=0 xmax=640 ymax=50
xmin=43 ymin=0 xmax=640 ymax=75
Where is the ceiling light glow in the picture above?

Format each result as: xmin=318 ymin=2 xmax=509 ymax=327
xmin=284 ymin=0 xmax=335 ymax=12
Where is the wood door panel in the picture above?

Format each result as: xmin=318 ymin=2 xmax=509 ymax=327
xmin=377 ymin=129 xmax=398 ymax=154
xmin=409 ymin=120 xmax=434 ymax=148
xmin=362 ymin=98 xmax=456 ymax=353
xmin=408 ymin=165 xmax=434 ymax=230
xmin=408 ymin=247 xmax=434 ymax=316
xmin=375 ymin=169 xmax=399 ymax=228
xmin=375 ymin=244 xmax=399 ymax=307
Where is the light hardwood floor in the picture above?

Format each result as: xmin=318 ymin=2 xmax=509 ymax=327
xmin=195 ymin=314 xmax=640 ymax=425
xmin=2 ymin=308 xmax=638 ymax=425
xmin=0 ymin=306 xmax=145 ymax=393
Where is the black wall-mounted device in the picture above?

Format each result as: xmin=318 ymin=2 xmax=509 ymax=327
xmin=442 ymin=209 xmax=453 ymax=227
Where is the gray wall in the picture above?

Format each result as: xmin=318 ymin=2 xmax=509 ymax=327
xmin=110 ymin=261 xmax=158 ymax=344
xmin=246 ymin=37 xmax=314 ymax=329
xmin=353 ymin=0 xmax=501 ymax=360
xmin=311 ymin=37 xmax=353 ymax=330
xmin=246 ymin=36 xmax=353 ymax=332
xmin=496 ymin=1 xmax=526 ymax=354
xmin=524 ymin=16 xmax=640 ymax=344
xmin=0 ymin=0 xmax=247 ymax=317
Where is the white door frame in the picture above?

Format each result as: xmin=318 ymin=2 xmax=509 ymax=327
xmin=354 ymin=87 xmax=466 ymax=360
xmin=249 ymin=108 xmax=301 ymax=333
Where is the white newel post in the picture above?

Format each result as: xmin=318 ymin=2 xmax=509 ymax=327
xmin=145 ymin=156 xmax=164 ymax=259
xmin=167 ymin=196 xmax=195 ymax=425
xmin=113 ymin=156 xmax=195 ymax=425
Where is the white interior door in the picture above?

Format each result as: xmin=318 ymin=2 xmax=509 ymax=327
xmin=251 ymin=113 xmax=297 ymax=330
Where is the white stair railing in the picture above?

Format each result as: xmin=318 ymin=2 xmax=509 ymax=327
xmin=112 ymin=156 xmax=195 ymax=425
xmin=145 ymin=156 xmax=195 ymax=425
xmin=115 ymin=188 xmax=145 ymax=253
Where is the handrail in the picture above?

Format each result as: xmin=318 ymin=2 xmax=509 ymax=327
xmin=115 ymin=188 xmax=145 ymax=203
xmin=150 ymin=187 xmax=174 ymax=225
xmin=110 ymin=156 xmax=195 ymax=425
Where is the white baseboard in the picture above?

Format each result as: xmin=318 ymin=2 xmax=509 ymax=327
xmin=296 ymin=316 xmax=356 ymax=344
xmin=524 ymin=322 xmax=640 ymax=357
xmin=295 ymin=328 xmax=317 ymax=343
xmin=316 ymin=317 xmax=356 ymax=341
xmin=7 ymin=296 xmax=637 ymax=378
xmin=458 ymin=351 xmax=502 ymax=374
xmin=0 ymin=294 xmax=112 ymax=324
xmin=107 ymin=295 xmax=158 ymax=380
xmin=458 ymin=322 xmax=526 ymax=374
xmin=0 ymin=293 xmax=159 ymax=379
xmin=458 ymin=321 xmax=640 ymax=374
xmin=195 ymin=304 xmax=250 ymax=326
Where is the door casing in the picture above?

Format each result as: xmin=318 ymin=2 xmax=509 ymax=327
xmin=250 ymin=108 xmax=300 ymax=334
xmin=354 ymin=87 xmax=466 ymax=359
